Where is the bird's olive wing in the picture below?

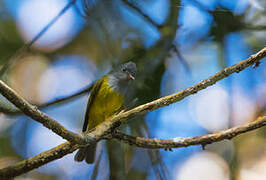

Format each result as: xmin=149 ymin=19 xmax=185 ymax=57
xmin=82 ymin=78 xmax=104 ymax=132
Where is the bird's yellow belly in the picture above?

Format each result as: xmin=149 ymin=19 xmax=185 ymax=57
xmin=87 ymin=81 xmax=124 ymax=130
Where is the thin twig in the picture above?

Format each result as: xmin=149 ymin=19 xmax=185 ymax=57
xmin=28 ymin=0 xmax=77 ymax=47
xmin=171 ymin=45 xmax=191 ymax=73
xmin=0 ymin=0 xmax=77 ymax=77
xmin=37 ymin=83 xmax=93 ymax=108
xmin=0 ymin=80 xmax=83 ymax=144
xmin=121 ymin=0 xmax=162 ymax=28
xmin=0 ymin=83 xmax=94 ymax=116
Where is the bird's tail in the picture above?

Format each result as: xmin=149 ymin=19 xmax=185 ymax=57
xmin=74 ymin=144 xmax=97 ymax=164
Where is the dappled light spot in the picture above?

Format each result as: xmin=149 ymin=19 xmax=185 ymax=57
xmin=189 ymin=86 xmax=230 ymax=132
xmin=16 ymin=0 xmax=83 ymax=51
xmin=176 ymin=151 xmax=230 ymax=180
xmin=38 ymin=55 xmax=96 ymax=103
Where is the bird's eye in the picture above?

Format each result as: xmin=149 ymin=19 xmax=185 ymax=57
xmin=122 ymin=68 xmax=126 ymax=72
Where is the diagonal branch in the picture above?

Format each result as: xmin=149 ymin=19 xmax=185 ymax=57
xmin=0 ymin=47 xmax=265 ymax=178
xmin=111 ymin=116 xmax=266 ymax=149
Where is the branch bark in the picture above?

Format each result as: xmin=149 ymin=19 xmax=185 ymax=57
xmin=0 ymin=47 xmax=265 ymax=179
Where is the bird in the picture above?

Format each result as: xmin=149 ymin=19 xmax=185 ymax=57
xmin=74 ymin=61 xmax=137 ymax=164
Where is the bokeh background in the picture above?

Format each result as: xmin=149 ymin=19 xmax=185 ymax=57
xmin=0 ymin=0 xmax=266 ymax=179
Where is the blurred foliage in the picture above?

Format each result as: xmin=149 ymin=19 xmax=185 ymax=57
xmin=0 ymin=0 xmax=265 ymax=179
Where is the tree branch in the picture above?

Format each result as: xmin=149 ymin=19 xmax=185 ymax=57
xmin=0 ymin=47 xmax=265 ymax=178
xmin=111 ymin=116 xmax=266 ymax=149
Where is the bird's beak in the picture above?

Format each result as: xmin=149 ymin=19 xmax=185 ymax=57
xmin=128 ymin=74 xmax=135 ymax=80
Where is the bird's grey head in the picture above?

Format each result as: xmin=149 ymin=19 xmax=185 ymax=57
xmin=108 ymin=62 xmax=137 ymax=94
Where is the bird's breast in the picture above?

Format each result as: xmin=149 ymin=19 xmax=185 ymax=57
xmin=88 ymin=78 xmax=124 ymax=129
